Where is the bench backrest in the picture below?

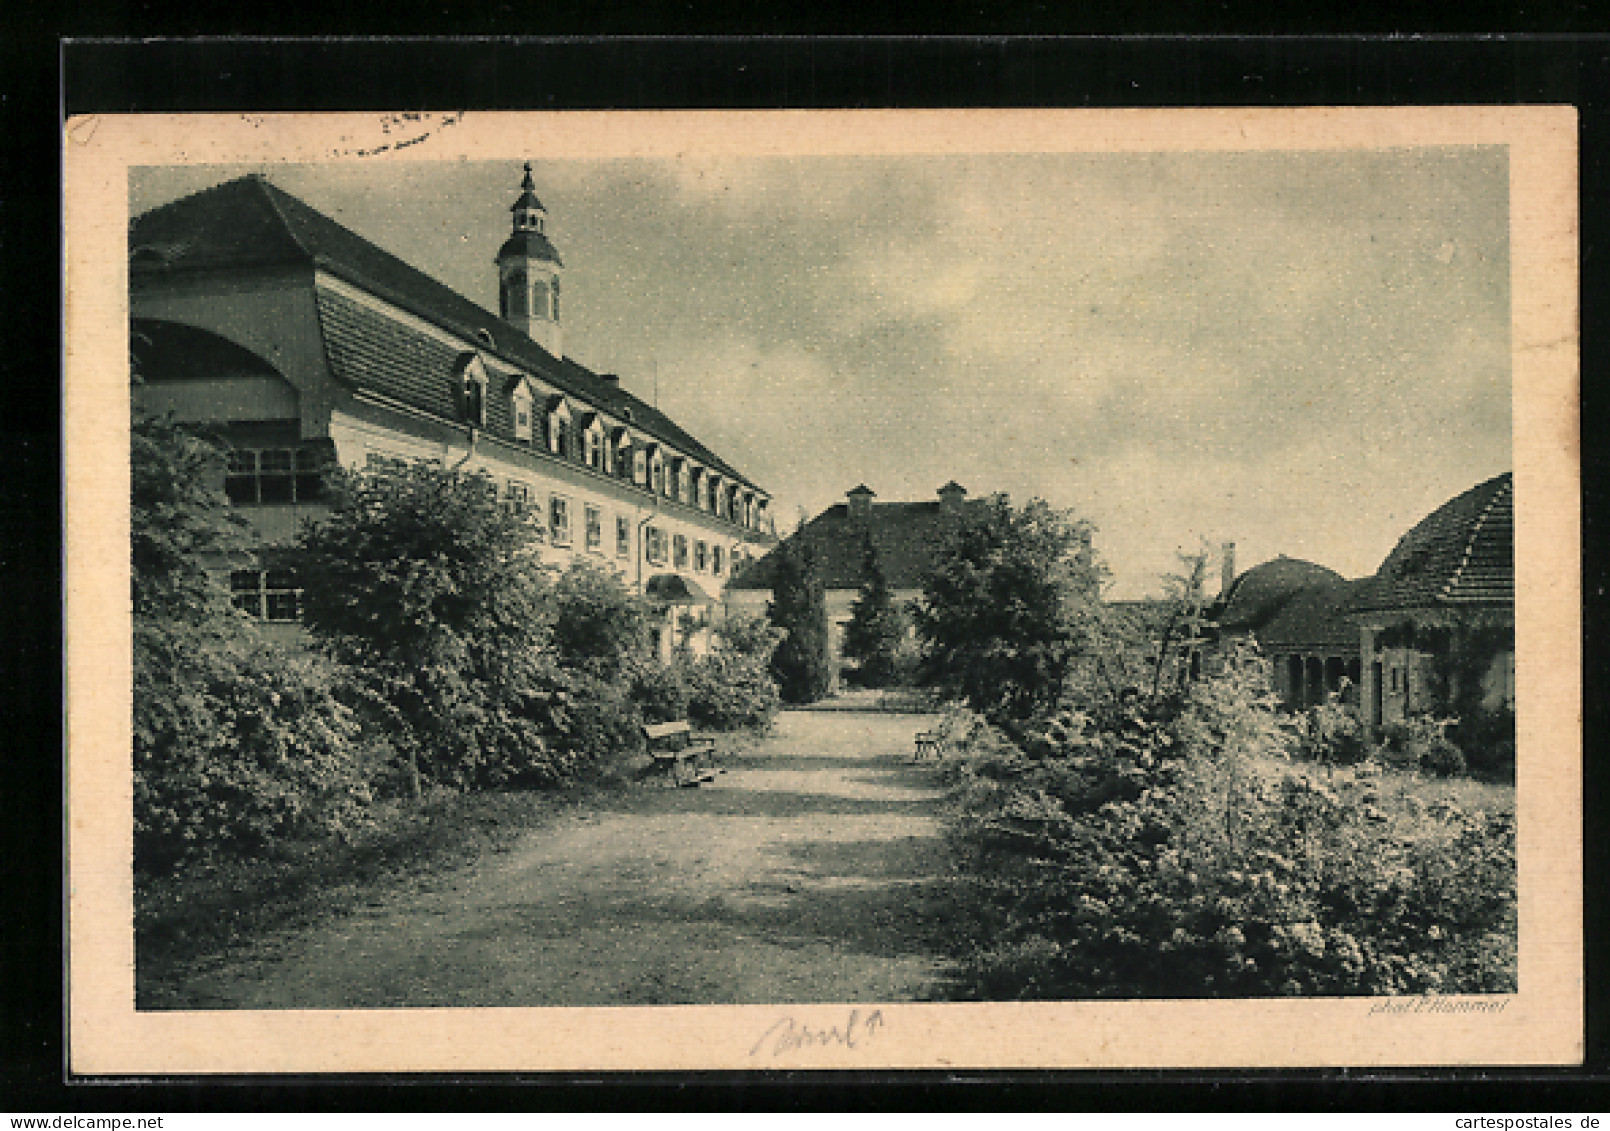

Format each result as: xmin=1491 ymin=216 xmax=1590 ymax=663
xmin=643 ymin=720 xmax=693 ymax=741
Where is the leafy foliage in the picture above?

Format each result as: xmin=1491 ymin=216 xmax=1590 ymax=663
xmin=916 ymin=496 xmax=1104 ymax=722
xmin=130 ymin=412 xmax=249 ymax=620
xmin=131 ymin=414 xmax=373 ymax=871
xmin=841 ymin=536 xmax=908 ymax=688
xmin=766 ymin=537 xmax=833 ymax=704
xmin=713 ymin=610 xmax=784 ymax=663
xmin=678 ymin=650 xmax=782 ymax=730
xmin=134 ymin=621 xmax=376 ymax=872
xmin=548 ymin=560 xmax=653 ymax=678
xmin=945 ymin=643 xmax=1516 ymax=999
xmin=287 ymin=461 xmax=561 ymax=790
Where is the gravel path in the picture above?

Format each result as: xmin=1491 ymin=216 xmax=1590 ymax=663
xmin=171 ymin=710 xmax=956 ymax=1008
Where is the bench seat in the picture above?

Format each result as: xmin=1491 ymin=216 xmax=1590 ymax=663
xmin=642 ymin=719 xmax=716 ymax=787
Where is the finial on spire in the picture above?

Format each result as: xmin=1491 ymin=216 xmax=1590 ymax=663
xmin=521 ymin=161 xmax=534 ymax=189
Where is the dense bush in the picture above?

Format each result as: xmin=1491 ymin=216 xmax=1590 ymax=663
xmin=548 ymin=561 xmax=653 ymax=678
xmin=714 ymin=611 xmax=784 ymax=662
xmin=1297 ymin=695 xmax=1366 ymax=766
xmin=289 ymin=462 xmax=562 ymax=790
xmin=134 ymin=620 xmax=376 ymax=872
xmin=678 ymin=651 xmax=782 ymax=730
xmin=916 ymin=496 xmax=1104 ymax=722
xmin=493 ymin=667 xmax=646 ymax=786
xmin=1453 ymin=706 xmax=1516 ymax=781
xmin=1379 ymin=715 xmax=1467 ymax=777
xmin=132 ymin=413 xmax=376 ymax=872
xmin=945 ymin=645 xmax=1516 ymax=999
xmin=629 ymin=660 xmax=691 ymax=724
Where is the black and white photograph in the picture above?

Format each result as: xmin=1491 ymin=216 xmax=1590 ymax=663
xmin=65 ymin=108 xmax=1581 ymax=1073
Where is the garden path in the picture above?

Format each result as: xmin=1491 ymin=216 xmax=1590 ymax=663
xmin=168 ymin=709 xmax=956 ymax=1008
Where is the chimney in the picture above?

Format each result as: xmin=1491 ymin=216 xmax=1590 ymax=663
xmin=846 ymin=484 xmax=876 ymax=523
xmin=937 ymin=481 xmax=967 ymax=517
xmin=1221 ymin=541 xmax=1237 ymax=596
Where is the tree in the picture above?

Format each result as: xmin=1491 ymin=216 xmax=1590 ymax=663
xmin=841 ymin=535 xmax=907 ymax=687
xmin=766 ymin=537 xmax=832 ymax=704
xmin=548 ymin=560 xmax=652 ymax=678
xmin=131 ymin=411 xmax=368 ymax=870
xmin=130 ymin=411 xmax=249 ymax=620
xmin=915 ymin=495 xmax=1105 ymax=722
xmin=288 ymin=460 xmax=557 ymax=790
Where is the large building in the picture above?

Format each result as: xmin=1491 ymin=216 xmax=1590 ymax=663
xmin=1211 ymin=472 xmax=1515 ymax=741
xmin=726 ymin=481 xmax=981 ymax=676
xmin=130 ymin=168 xmax=776 ymax=651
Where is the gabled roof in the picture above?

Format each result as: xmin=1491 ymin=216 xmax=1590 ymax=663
xmin=1218 ymin=556 xmax=1346 ymax=632
xmin=1351 ymin=472 xmax=1513 ymax=613
xmin=130 ymin=175 xmax=763 ymax=493
xmin=728 ymin=497 xmax=984 ymax=592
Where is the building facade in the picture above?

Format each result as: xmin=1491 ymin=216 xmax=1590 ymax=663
xmin=726 ymin=481 xmax=978 ymax=677
xmin=1209 ymin=473 xmax=1515 ymax=742
xmin=131 ymin=169 xmax=776 ymax=652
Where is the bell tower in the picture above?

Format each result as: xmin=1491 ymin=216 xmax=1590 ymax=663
xmin=496 ymin=162 xmax=564 ymax=357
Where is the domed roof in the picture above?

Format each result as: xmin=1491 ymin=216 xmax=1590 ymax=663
xmin=496 ymin=229 xmax=563 ymax=266
xmin=1352 ymin=472 xmax=1513 ymax=612
xmin=1219 ymin=555 xmax=1346 ymax=631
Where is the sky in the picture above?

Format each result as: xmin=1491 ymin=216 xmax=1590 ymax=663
xmin=131 ymin=148 xmax=1512 ymax=598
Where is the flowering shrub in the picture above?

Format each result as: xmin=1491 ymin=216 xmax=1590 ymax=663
xmin=945 ymin=646 xmax=1516 ymax=999
xmin=1298 ymin=696 xmax=1366 ymax=766
xmin=1380 ymin=715 xmax=1467 ymax=777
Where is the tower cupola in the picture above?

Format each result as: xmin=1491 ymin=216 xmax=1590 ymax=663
xmin=496 ymin=162 xmax=564 ymax=357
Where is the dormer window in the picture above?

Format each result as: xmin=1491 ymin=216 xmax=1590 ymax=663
xmin=579 ymin=416 xmax=605 ymax=470
xmin=456 ymin=354 xmax=489 ymax=427
xmin=511 ymin=381 xmax=534 ymax=442
xmin=545 ymin=396 xmax=572 ymax=457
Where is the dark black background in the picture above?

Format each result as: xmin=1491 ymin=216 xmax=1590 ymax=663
xmin=5 ymin=25 xmax=1607 ymax=1111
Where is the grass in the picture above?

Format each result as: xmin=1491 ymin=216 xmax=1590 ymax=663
xmin=134 ymin=784 xmax=605 ymax=1008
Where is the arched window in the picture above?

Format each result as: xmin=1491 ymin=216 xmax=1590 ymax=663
xmin=551 ymin=278 xmax=561 ymax=321
xmin=463 ymin=371 xmax=486 ymax=427
xmin=533 ymin=279 xmax=551 ymax=321
xmin=501 ymin=268 xmax=528 ymax=319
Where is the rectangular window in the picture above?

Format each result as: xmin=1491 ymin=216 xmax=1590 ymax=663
xmin=633 ymin=449 xmax=647 ymax=485
xmin=226 ymin=447 xmax=323 ymax=505
xmin=645 ymin=525 xmax=667 ymax=565
xmin=230 ymin=569 xmax=301 ymax=623
xmin=711 ymin=545 xmax=724 ymax=576
xmin=694 ymin=540 xmax=708 ymax=572
xmin=585 ymin=505 xmax=603 ymax=552
xmin=616 ymin=515 xmax=631 ymax=558
xmin=513 ymin=399 xmax=532 ymax=442
xmin=585 ymin=430 xmax=602 ymax=469
xmin=549 ymin=495 xmax=571 ymax=546
xmin=673 ymin=534 xmax=689 ymax=569
xmin=505 ymin=481 xmax=532 ymax=514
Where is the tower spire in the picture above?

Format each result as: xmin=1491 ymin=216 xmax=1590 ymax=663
xmin=496 ymin=161 xmax=564 ymax=356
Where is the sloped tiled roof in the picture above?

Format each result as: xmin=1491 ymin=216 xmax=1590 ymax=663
xmin=728 ymin=498 xmax=983 ymax=591
xmin=1218 ymin=556 xmax=1346 ymax=631
xmin=1351 ymin=472 xmax=1513 ymax=613
xmin=130 ymin=175 xmax=763 ymax=492
xmin=1256 ymin=577 xmax=1369 ymax=650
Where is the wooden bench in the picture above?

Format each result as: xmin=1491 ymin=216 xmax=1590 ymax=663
xmin=643 ymin=720 xmax=717 ymax=787
xmin=913 ymin=713 xmax=980 ymax=762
